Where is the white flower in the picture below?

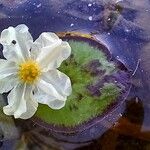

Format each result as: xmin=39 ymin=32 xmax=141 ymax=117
xmin=0 ymin=24 xmax=72 ymax=119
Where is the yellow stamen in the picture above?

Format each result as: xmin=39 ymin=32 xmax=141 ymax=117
xmin=18 ymin=60 xmax=41 ymax=84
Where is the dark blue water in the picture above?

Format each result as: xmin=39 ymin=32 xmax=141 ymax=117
xmin=0 ymin=0 xmax=150 ymax=149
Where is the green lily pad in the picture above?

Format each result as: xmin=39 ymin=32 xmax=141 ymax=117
xmin=35 ymin=40 xmax=129 ymax=127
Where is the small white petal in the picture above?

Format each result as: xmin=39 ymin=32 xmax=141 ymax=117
xmin=34 ymin=86 xmax=67 ymax=110
xmin=33 ymin=70 xmax=72 ymax=109
xmin=46 ymin=99 xmax=66 ymax=110
xmin=31 ymin=32 xmax=71 ymax=71
xmin=0 ymin=66 xmax=17 ymax=79
xmin=0 ymin=59 xmax=18 ymax=93
xmin=0 ymin=75 xmax=18 ymax=93
xmin=0 ymin=59 xmax=16 ymax=69
xmin=42 ymin=70 xmax=72 ymax=96
xmin=3 ymin=84 xmax=38 ymax=119
xmin=37 ymin=79 xmax=65 ymax=100
xmin=0 ymin=24 xmax=33 ymax=62
xmin=0 ymin=59 xmax=17 ymax=79
xmin=3 ymin=84 xmax=26 ymax=118
xmin=18 ymin=85 xmax=38 ymax=119
xmin=31 ymin=32 xmax=60 ymax=59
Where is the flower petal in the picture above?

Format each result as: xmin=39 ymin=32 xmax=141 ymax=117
xmin=0 ymin=24 xmax=33 ymax=62
xmin=0 ymin=59 xmax=17 ymax=79
xmin=0 ymin=59 xmax=18 ymax=93
xmin=3 ymin=84 xmax=38 ymax=119
xmin=31 ymin=32 xmax=60 ymax=59
xmin=31 ymin=32 xmax=71 ymax=71
xmin=33 ymin=70 xmax=72 ymax=109
xmin=0 ymin=75 xmax=18 ymax=93
xmin=44 ymin=99 xmax=65 ymax=110
xmin=43 ymin=70 xmax=72 ymax=96
xmin=18 ymin=85 xmax=38 ymax=119
xmin=3 ymin=84 xmax=26 ymax=118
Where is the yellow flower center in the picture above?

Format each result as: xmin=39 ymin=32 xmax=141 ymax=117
xmin=18 ymin=60 xmax=41 ymax=84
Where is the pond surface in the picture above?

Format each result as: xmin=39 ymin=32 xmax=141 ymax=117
xmin=0 ymin=0 xmax=150 ymax=149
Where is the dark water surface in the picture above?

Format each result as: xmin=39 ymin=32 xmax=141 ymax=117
xmin=0 ymin=0 xmax=150 ymax=149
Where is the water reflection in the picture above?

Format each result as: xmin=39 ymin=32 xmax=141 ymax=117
xmin=77 ymin=97 xmax=150 ymax=150
xmin=0 ymin=0 xmax=150 ymax=149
